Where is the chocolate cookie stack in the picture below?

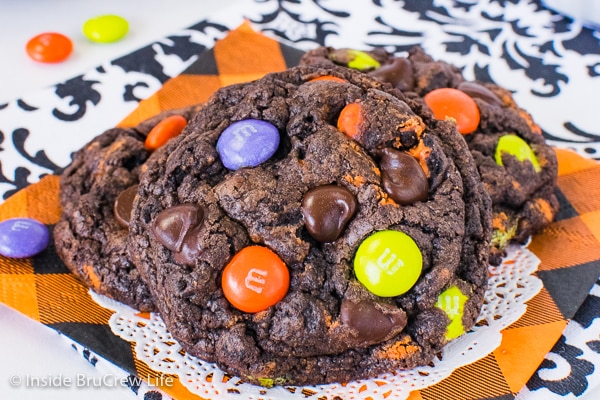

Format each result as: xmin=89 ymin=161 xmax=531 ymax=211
xmin=53 ymin=47 xmax=556 ymax=386
xmin=300 ymin=46 xmax=559 ymax=265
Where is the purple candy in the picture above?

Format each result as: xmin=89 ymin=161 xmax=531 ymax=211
xmin=0 ymin=218 xmax=50 ymax=258
xmin=216 ymin=119 xmax=280 ymax=170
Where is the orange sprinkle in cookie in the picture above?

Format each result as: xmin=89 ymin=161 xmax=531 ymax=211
xmin=534 ymin=198 xmax=555 ymax=222
xmin=374 ymin=186 xmax=398 ymax=206
xmin=344 ymin=174 xmax=366 ymax=187
xmin=492 ymin=212 xmax=509 ymax=231
xmin=398 ymin=115 xmax=426 ymax=138
xmin=406 ymin=140 xmax=432 ymax=177
xmin=373 ymin=337 xmax=420 ymax=360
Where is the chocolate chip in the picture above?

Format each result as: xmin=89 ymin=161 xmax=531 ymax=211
xmin=114 ymin=185 xmax=139 ymax=228
xmin=457 ymin=81 xmax=502 ymax=107
xmin=378 ymin=148 xmax=429 ymax=205
xmin=329 ymin=48 xmax=355 ymax=65
xmin=369 ymin=57 xmax=415 ymax=91
xmin=172 ymin=225 xmax=205 ymax=266
xmin=152 ymin=204 xmax=205 ymax=253
xmin=301 ymin=185 xmax=358 ymax=243
xmin=340 ymin=300 xmax=407 ymax=344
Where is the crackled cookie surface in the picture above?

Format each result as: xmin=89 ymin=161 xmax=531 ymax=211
xmin=54 ymin=106 xmax=200 ymax=311
xmin=128 ymin=65 xmax=491 ymax=385
xmin=301 ymin=46 xmax=559 ymax=265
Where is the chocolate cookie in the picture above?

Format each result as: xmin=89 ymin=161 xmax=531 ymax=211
xmin=128 ymin=65 xmax=491 ymax=386
xmin=54 ymin=105 xmax=201 ymax=312
xmin=300 ymin=46 xmax=559 ymax=265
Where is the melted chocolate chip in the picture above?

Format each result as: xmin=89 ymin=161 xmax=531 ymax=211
xmin=457 ymin=81 xmax=503 ymax=107
xmin=369 ymin=57 xmax=414 ymax=91
xmin=378 ymin=148 xmax=429 ymax=205
xmin=301 ymin=185 xmax=358 ymax=243
xmin=340 ymin=300 xmax=407 ymax=344
xmin=172 ymin=225 xmax=205 ymax=266
xmin=152 ymin=204 xmax=205 ymax=253
xmin=114 ymin=185 xmax=139 ymax=228
xmin=329 ymin=48 xmax=354 ymax=65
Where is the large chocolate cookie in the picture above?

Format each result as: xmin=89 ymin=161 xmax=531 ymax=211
xmin=54 ymin=105 xmax=201 ymax=312
xmin=128 ymin=65 xmax=491 ymax=385
xmin=300 ymin=46 xmax=559 ymax=265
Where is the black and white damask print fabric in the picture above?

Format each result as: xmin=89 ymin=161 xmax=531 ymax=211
xmin=242 ymin=0 xmax=600 ymax=156
xmin=0 ymin=21 xmax=230 ymax=199
xmin=0 ymin=1 xmax=598 ymax=398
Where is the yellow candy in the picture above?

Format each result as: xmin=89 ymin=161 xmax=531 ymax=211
xmin=495 ymin=134 xmax=541 ymax=173
xmin=83 ymin=15 xmax=129 ymax=43
xmin=435 ymin=285 xmax=469 ymax=340
xmin=347 ymin=50 xmax=381 ymax=71
xmin=353 ymin=230 xmax=422 ymax=297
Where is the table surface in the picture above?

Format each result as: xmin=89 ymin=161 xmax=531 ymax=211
xmin=0 ymin=1 xmax=599 ymax=399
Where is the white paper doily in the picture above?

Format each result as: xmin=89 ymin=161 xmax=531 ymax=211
xmin=91 ymin=243 xmax=542 ymax=400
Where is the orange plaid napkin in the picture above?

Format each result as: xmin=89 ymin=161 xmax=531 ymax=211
xmin=0 ymin=23 xmax=598 ymax=400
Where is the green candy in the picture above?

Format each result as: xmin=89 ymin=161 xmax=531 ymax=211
xmin=83 ymin=14 xmax=129 ymax=43
xmin=353 ymin=230 xmax=422 ymax=297
xmin=495 ymin=134 xmax=541 ymax=173
xmin=257 ymin=376 xmax=289 ymax=388
xmin=347 ymin=50 xmax=381 ymax=71
xmin=491 ymin=223 xmax=518 ymax=249
xmin=435 ymin=285 xmax=469 ymax=340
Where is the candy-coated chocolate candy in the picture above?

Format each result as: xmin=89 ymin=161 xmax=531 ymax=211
xmin=145 ymin=115 xmax=188 ymax=151
xmin=301 ymin=185 xmax=358 ymax=243
xmin=353 ymin=230 xmax=422 ymax=297
xmin=340 ymin=299 xmax=407 ymax=344
xmin=114 ymin=185 xmax=139 ymax=228
xmin=222 ymin=246 xmax=289 ymax=313
xmin=378 ymin=148 xmax=429 ymax=205
xmin=337 ymin=103 xmax=363 ymax=140
xmin=0 ymin=218 xmax=49 ymax=258
xmin=216 ymin=119 xmax=280 ymax=170
xmin=330 ymin=49 xmax=381 ymax=71
xmin=495 ymin=134 xmax=541 ymax=173
xmin=423 ymin=88 xmax=480 ymax=134
xmin=309 ymin=75 xmax=347 ymax=83
xmin=26 ymin=32 xmax=73 ymax=63
xmin=83 ymin=14 xmax=129 ymax=43
xmin=435 ymin=285 xmax=468 ymax=340
xmin=347 ymin=50 xmax=381 ymax=71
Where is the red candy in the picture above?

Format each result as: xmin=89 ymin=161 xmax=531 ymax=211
xmin=144 ymin=115 xmax=188 ymax=151
xmin=26 ymin=32 xmax=73 ymax=63
xmin=221 ymin=246 xmax=289 ymax=313
xmin=423 ymin=88 xmax=480 ymax=134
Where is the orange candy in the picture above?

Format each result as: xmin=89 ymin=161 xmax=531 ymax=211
xmin=310 ymin=75 xmax=347 ymax=83
xmin=337 ymin=102 xmax=363 ymax=140
xmin=423 ymin=88 xmax=480 ymax=134
xmin=26 ymin=32 xmax=73 ymax=63
xmin=221 ymin=246 xmax=289 ymax=313
xmin=144 ymin=114 xmax=188 ymax=151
